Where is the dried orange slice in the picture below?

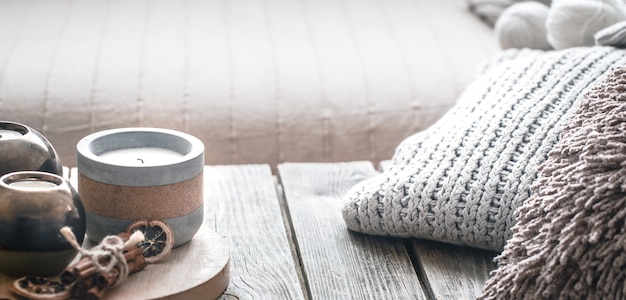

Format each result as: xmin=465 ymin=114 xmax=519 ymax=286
xmin=11 ymin=276 xmax=70 ymax=300
xmin=126 ymin=220 xmax=174 ymax=263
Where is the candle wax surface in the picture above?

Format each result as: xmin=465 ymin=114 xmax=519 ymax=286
xmin=98 ymin=147 xmax=184 ymax=166
xmin=0 ymin=129 xmax=23 ymax=140
xmin=9 ymin=180 xmax=58 ymax=189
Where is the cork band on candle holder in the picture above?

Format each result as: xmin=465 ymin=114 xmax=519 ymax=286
xmin=78 ymin=172 xmax=203 ymax=220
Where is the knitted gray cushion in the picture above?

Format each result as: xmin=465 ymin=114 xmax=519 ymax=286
xmin=342 ymin=46 xmax=626 ymax=251
xmin=480 ymin=65 xmax=626 ymax=300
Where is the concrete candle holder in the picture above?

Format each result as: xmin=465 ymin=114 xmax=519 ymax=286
xmin=76 ymin=127 xmax=204 ymax=248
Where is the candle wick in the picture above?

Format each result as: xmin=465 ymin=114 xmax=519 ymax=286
xmin=137 ymin=158 xmax=144 ymax=164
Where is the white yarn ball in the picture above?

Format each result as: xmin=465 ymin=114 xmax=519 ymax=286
xmin=495 ymin=2 xmax=552 ymax=50
xmin=547 ymin=0 xmax=626 ymax=50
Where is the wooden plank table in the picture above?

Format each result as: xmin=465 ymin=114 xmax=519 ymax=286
xmin=276 ymin=162 xmax=496 ymax=300
xmin=0 ymin=162 xmax=497 ymax=299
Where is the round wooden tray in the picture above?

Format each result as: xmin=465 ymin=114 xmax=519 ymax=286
xmin=0 ymin=226 xmax=230 ymax=300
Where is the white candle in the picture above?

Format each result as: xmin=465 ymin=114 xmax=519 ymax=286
xmin=9 ymin=180 xmax=58 ymax=189
xmin=0 ymin=129 xmax=23 ymax=140
xmin=98 ymin=147 xmax=184 ymax=166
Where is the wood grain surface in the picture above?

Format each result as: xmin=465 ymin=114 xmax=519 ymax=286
xmin=278 ymin=162 xmax=427 ymax=300
xmin=410 ymin=239 xmax=496 ymax=299
xmin=103 ymin=227 xmax=230 ymax=300
xmin=2 ymin=163 xmax=498 ymax=300
xmin=204 ymin=165 xmax=305 ymax=299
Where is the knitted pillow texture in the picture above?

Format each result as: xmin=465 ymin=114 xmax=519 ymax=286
xmin=342 ymin=46 xmax=626 ymax=251
xmin=480 ymin=66 xmax=626 ymax=300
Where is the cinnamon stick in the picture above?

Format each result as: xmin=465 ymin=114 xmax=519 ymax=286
xmin=65 ymin=231 xmax=148 ymax=299
xmin=62 ymin=232 xmax=142 ymax=284
xmin=61 ymin=257 xmax=99 ymax=284
xmin=96 ymin=267 xmax=119 ymax=289
xmin=127 ymin=254 xmax=148 ymax=274
xmin=124 ymin=246 xmax=143 ymax=262
xmin=72 ymin=275 xmax=95 ymax=299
